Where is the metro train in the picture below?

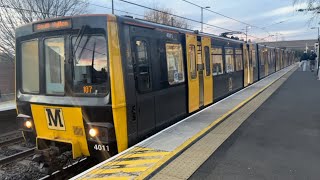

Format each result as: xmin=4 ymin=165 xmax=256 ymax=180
xmin=15 ymin=14 xmax=295 ymax=168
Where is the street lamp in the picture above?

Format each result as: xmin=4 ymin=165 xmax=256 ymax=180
xmin=201 ymin=6 xmax=210 ymax=32
xmin=245 ymin=26 xmax=251 ymax=42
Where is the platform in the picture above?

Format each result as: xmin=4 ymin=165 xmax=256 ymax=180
xmin=188 ymin=68 xmax=320 ymax=179
xmin=0 ymin=100 xmax=16 ymax=112
xmin=72 ymin=64 xmax=297 ymax=180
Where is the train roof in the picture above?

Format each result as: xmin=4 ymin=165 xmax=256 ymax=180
xmin=14 ymin=14 xmax=292 ymax=52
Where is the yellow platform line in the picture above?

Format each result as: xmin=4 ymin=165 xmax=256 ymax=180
xmin=117 ymin=152 xmax=169 ymax=158
xmin=82 ymin=177 xmax=132 ymax=180
xmin=104 ymin=159 xmax=161 ymax=166
xmin=88 ymin=166 xmax=149 ymax=175
xmin=136 ymin=66 xmax=296 ymax=180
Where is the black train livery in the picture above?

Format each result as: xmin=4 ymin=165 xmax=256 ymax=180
xmin=15 ymin=14 xmax=295 ymax=165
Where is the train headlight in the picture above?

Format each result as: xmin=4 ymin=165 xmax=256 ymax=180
xmin=25 ymin=120 xmax=32 ymax=129
xmin=86 ymin=122 xmax=115 ymax=144
xmin=89 ymin=128 xmax=98 ymax=137
xmin=17 ymin=114 xmax=34 ymax=132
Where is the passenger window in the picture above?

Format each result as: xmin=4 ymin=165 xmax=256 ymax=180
xmin=251 ymin=49 xmax=256 ymax=68
xmin=189 ymin=45 xmax=197 ymax=79
xmin=204 ymin=46 xmax=211 ymax=76
xmin=135 ymin=40 xmax=151 ymax=92
xmin=260 ymin=49 xmax=265 ymax=65
xmin=212 ymin=47 xmax=224 ymax=76
xmin=225 ymin=48 xmax=234 ymax=73
xmin=21 ymin=40 xmax=39 ymax=93
xmin=44 ymin=37 xmax=65 ymax=95
xmin=165 ymin=43 xmax=185 ymax=85
xmin=235 ymin=49 xmax=243 ymax=71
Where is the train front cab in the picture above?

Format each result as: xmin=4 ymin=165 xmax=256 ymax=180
xmin=15 ymin=15 xmax=127 ymax=162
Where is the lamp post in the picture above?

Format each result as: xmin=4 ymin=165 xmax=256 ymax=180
xmin=311 ymin=27 xmax=320 ymax=76
xmin=245 ymin=26 xmax=251 ymax=42
xmin=112 ymin=0 xmax=114 ymax=14
xmin=201 ymin=6 xmax=210 ymax=32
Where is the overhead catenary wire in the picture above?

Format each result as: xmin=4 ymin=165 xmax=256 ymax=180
xmin=0 ymin=0 xmax=268 ymax=41
xmin=117 ymin=0 xmax=236 ymax=32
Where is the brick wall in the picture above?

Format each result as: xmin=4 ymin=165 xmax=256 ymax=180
xmin=0 ymin=61 xmax=15 ymax=94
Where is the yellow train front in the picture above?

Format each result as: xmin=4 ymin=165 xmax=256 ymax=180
xmin=15 ymin=15 xmax=126 ymax=166
xmin=15 ymin=14 xmax=295 ymax=169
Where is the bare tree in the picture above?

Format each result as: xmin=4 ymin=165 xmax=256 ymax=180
xmin=295 ymin=0 xmax=320 ymax=22
xmin=144 ymin=5 xmax=190 ymax=29
xmin=0 ymin=0 xmax=89 ymax=62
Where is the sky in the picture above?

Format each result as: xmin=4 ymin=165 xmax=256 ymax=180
xmin=87 ymin=0 xmax=318 ymax=42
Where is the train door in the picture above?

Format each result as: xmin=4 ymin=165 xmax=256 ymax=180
xmin=243 ymin=44 xmax=252 ymax=87
xmin=201 ymin=36 xmax=213 ymax=106
xmin=197 ymin=40 xmax=204 ymax=107
xmin=186 ymin=34 xmax=199 ymax=113
xmin=130 ymin=27 xmax=156 ymax=138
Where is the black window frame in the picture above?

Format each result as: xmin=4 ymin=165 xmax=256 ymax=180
xmin=70 ymin=34 xmax=110 ymax=97
xmin=211 ymin=46 xmax=224 ymax=76
xmin=20 ymin=38 xmax=41 ymax=95
xmin=43 ymin=36 xmax=66 ymax=96
xmin=204 ymin=46 xmax=211 ymax=76
xmin=165 ymin=42 xmax=185 ymax=85
xmin=133 ymin=37 xmax=153 ymax=93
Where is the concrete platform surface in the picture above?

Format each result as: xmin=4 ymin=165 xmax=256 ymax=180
xmin=0 ymin=100 xmax=15 ymax=111
xmin=190 ymin=70 xmax=320 ymax=179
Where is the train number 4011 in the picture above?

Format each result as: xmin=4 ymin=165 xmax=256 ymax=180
xmin=94 ymin=144 xmax=110 ymax=151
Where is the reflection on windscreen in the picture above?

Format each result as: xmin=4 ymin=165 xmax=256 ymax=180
xmin=44 ymin=38 xmax=65 ymax=95
xmin=72 ymin=35 xmax=108 ymax=95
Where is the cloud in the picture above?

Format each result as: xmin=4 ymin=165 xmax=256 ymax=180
xmin=262 ymin=3 xmax=307 ymax=17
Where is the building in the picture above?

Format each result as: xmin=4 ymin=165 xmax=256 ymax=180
xmin=0 ymin=54 xmax=15 ymax=95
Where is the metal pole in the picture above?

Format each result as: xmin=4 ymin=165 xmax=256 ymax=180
xmin=171 ymin=17 xmax=174 ymax=26
xmin=112 ymin=0 xmax=114 ymax=14
xmin=245 ymin=26 xmax=248 ymax=42
xmin=201 ymin=7 xmax=203 ymax=32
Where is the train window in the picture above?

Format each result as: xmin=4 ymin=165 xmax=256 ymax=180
xmin=44 ymin=38 xmax=65 ymax=95
xmin=189 ymin=45 xmax=197 ymax=79
xmin=72 ymin=36 xmax=108 ymax=95
xmin=235 ymin=49 xmax=243 ymax=71
xmin=259 ymin=49 xmax=265 ymax=65
xmin=165 ymin=43 xmax=185 ymax=85
xmin=135 ymin=40 xmax=151 ymax=92
xmin=225 ymin=48 xmax=235 ymax=73
xmin=21 ymin=40 xmax=39 ymax=93
xmin=212 ymin=47 xmax=224 ymax=76
xmin=251 ymin=49 xmax=257 ymax=67
xmin=204 ymin=46 xmax=211 ymax=76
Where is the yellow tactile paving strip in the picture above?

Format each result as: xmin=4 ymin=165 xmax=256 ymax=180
xmin=76 ymin=147 xmax=169 ymax=180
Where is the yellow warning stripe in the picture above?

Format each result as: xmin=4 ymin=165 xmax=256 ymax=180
xmin=83 ymin=177 xmax=132 ymax=180
xmin=89 ymin=167 xmax=149 ymax=174
xmin=104 ymin=159 xmax=161 ymax=166
xmin=78 ymin=146 xmax=169 ymax=179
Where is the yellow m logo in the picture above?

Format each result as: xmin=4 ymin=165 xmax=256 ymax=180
xmin=45 ymin=108 xmax=65 ymax=130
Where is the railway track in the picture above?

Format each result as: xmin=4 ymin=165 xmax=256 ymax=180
xmin=38 ymin=158 xmax=93 ymax=180
xmin=0 ymin=131 xmax=35 ymax=166
xmin=0 ymin=131 xmax=23 ymax=147
xmin=0 ymin=147 xmax=35 ymax=166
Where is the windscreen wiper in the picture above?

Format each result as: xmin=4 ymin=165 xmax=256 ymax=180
xmin=91 ymin=40 xmax=96 ymax=84
xmin=72 ymin=25 xmax=89 ymax=62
